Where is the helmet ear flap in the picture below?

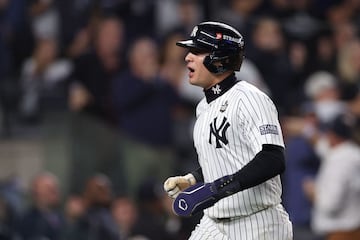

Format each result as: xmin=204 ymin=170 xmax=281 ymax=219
xmin=203 ymin=51 xmax=243 ymax=74
xmin=232 ymin=49 xmax=245 ymax=71
xmin=203 ymin=54 xmax=228 ymax=74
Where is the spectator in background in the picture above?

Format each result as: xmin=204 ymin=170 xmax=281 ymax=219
xmin=0 ymin=175 xmax=23 ymax=216
xmin=340 ymin=82 xmax=360 ymax=145
xmin=282 ymin=71 xmax=346 ymax=162
xmin=281 ymin=71 xmax=347 ymax=240
xmin=303 ymin=71 xmax=345 ymax=128
xmin=246 ymin=16 xmax=294 ymax=115
xmin=337 ymin=38 xmax=360 ymax=84
xmin=332 ymin=22 xmax=357 ymax=53
xmin=325 ymin=0 xmax=360 ymax=27
xmin=64 ymin=195 xmax=84 ymax=225
xmin=28 ymin=0 xmax=60 ymax=40
xmin=131 ymin=178 xmax=171 ymax=240
xmin=115 ymin=0 xmax=156 ymax=42
xmin=213 ymin=0 xmax=263 ymax=37
xmin=1 ymin=0 xmax=33 ymax=70
xmin=287 ymin=39 xmax=311 ymax=112
xmin=175 ymin=0 xmax=204 ymax=36
xmin=0 ymin=0 xmax=32 ymax=137
xmin=19 ymin=37 xmax=73 ymax=124
xmin=0 ymin=195 xmax=19 ymax=240
xmin=18 ymin=172 xmax=63 ymax=240
xmin=282 ymin=104 xmax=321 ymax=240
xmin=63 ymin=16 xmax=96 ymax=61
xmin=282 ymin=0 xmax=322 ymax=42
xmin=309 ymin=29 xmax=337 ymax=74
xmin=303 ymin=114 xmax=360 ymax=240
xmin=62 ymin=195 xmax=85 ymax=240
xmin=282 ymin=130 xmax=321 ymax=240
xmin=69 ymin=15 xmax=125 ymax=123
xmin=111 ymin=37 xmax=179 ymax=197
xmin=57 ymin=0 xmax=97 ymax=58
xmin=68 ymin=15 xmax=126 ymax=195
xmin=111 ymin=196 xmax=138 ymax=240
xmin=155 ymin=0 xmax=204 ymax=39
xmin=69 ymin=174 xmax=120 ymax=240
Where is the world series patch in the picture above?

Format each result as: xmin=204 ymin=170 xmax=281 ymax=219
xmin=259 ymin=124 xmax=279 ymax=135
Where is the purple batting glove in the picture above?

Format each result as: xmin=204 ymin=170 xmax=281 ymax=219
xmin=172 ymin=183 xmax=218 ymax=217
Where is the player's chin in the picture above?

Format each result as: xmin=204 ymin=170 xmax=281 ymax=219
xmin=189 ymin=76 xmax=199 ymax=86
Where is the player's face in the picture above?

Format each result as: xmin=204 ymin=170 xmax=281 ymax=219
xmin=185 ymin=49 xmax=216 ymax=89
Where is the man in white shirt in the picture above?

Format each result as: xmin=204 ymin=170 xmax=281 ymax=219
xmin=304 ymin=113 xmax=360 ymax=240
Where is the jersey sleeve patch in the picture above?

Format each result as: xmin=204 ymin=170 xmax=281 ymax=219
xmin=259 ymin=124 xmax=279 ymax=135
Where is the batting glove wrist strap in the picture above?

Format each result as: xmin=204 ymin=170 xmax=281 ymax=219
xmin=172 ymin=174 xmax=241 ymax=217
xmin=173 ymin=182 xmax=217 ymax=217
xmin=212 ymin=174 xmax=241 ymax=199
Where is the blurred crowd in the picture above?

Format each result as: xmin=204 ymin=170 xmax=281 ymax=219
xmin=1 ymin=0 xmax=360 ymax=239
xmin=0 ymin=171 xmax=201 ymax=240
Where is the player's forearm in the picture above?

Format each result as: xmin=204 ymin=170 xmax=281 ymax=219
xmin=233 ymin=144 xmax=285 ymax=191
xmin=211 ymin=144 xmax=285 ymax=200
xmin=193 ymin=144 xmax=285 ymax=196
xmin=172 ymin=145 xmax=286 ymax=217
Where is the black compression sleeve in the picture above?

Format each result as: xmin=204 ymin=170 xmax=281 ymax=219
xmin=191 ymin=167 xmax=204 ymax=182
xmin=233 ymin=144 xmax=285 ymax=191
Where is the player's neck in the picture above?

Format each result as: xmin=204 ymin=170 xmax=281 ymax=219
xmin=204 ymin=73 xmax=238 ymax=103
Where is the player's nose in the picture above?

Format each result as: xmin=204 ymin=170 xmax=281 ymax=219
xmin=185 ymin=52 xmax=193 ymax=62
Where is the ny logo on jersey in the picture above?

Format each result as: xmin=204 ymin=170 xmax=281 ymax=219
xmin=209 ymin=117 xmax=230 ymax=148
xmin=212 ymin=84 xmax=221 ymax=94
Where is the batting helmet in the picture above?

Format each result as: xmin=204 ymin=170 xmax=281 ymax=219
xmin=176 ymin=21 xmax=245 ymax=74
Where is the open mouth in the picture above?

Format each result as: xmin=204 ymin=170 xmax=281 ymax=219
xmin=187 ymin=67 xmax=195 ymax=79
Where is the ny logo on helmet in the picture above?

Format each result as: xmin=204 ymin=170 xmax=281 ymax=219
xmin=209 ymin=117 xmax=230 ymax=148
xmin=191 ymin=26 xmax=198 ymax=37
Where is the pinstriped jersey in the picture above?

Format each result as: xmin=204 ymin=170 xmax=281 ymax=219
xmin=193 ymin=79 xmax=285 ymax=218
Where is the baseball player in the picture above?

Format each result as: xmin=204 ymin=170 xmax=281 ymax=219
xmin=163 ymin=22 xmax=293 ymax=239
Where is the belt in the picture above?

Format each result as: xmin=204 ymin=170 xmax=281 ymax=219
xmin=213 ymin=216 xmax=243 ymax=223
xmin=211 ymin=205 xmax=274 ymax=223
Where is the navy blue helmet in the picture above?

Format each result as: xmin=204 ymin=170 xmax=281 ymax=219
xmin=176 ymin=21 xmax=245 ymax=74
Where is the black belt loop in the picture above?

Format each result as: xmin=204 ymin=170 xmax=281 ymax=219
xmin=211 ymin=205 xmax=274 ymax=223
xmin=215 ymin=217 xmax=231 ymax=223
xmin=213 ymin=216 xmax=241 ymax=223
